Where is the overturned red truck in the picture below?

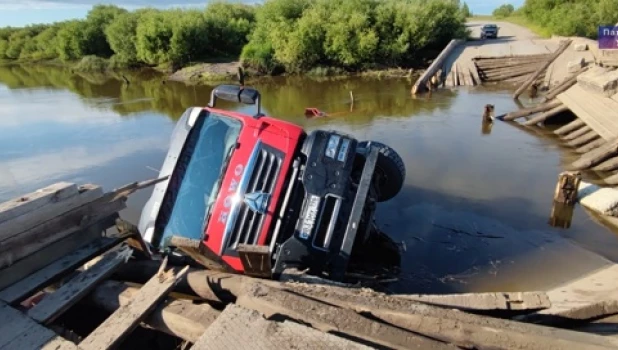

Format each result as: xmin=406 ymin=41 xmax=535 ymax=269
xmin=139 ymin=83 xmax=405 ymax=282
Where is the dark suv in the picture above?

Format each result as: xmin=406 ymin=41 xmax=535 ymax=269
xmin=481 ymin=24 xmax=499 ymax=39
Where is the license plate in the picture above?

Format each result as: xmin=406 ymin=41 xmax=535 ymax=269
xmin=299 ymin=195 xmax=321 ymax=239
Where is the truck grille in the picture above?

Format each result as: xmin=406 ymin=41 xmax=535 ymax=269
xmin=225 ymin=144 xmax=283 ymax=253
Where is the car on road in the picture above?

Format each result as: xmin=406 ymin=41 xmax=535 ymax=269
xmin=481 ymin=24 xmax=499 ymax=39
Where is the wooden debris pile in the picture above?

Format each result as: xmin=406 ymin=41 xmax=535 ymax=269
xmin=3 ymin=181 xmax=618 ymax=349
xmin=474 ymin=53 xmax=552 ymax=84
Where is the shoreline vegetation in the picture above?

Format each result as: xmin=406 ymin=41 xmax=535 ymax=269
xmin=487 ymin=0 xmax=618 ymax=39
xmin=0 ymin=0 xmax=470 ymax=83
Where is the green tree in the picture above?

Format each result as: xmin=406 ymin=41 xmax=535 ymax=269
xmin=135 ymin=10 xmax=174 ymax=65
xmin=169 ymin=10 xmax=210 ymax=66
xmin=0 ymin=39 xmax=8 ymax=58
xmin=105 ymin=12 xmax=140 ymax=63
xmin=461 ymin=2 xmax=472 ymax=17
xmin=56 ymin=20 xmax=88 ymax=61
xmin=83 ymin=5 xmax=127 ymax=57
xmin=493 ymin=4 xmax=515 ymax=18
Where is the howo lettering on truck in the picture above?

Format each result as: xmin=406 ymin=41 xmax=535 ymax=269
xmin=138 ymin=82 xmax=406 ymax=282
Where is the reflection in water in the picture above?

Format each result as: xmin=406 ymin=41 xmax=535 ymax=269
xmin=549 ymin=201 xmax=575 ymax=229
xmin=481 ymin=120 xmax=494 ymax=135
xmin=1 ymin=64 xmax=618 ymax=294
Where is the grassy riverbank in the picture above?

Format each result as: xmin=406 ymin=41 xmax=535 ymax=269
xmin=0 ymin=0 xmax=467 ymax=82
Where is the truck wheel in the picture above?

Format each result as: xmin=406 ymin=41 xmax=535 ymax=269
xmin=359 ymin=141 xmax=406 ymax=202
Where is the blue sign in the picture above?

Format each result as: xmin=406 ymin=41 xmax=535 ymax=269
xmin=599 ymin=26 xmax=618 ymax=50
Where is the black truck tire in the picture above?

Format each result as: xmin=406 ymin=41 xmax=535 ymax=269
xmin=359 ymin=141 xmax=406 ymax=202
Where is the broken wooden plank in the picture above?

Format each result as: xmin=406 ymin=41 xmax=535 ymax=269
xmin=395 ymin=291 xmax=550 ymax=311
xmin=0 ymin=302 xmax=69 ymax=350
xmin=0 ymin=231 xmax=132 ymax=305
xmin=237 ymin=284 xmax=454 ymax=349
xmin=0 ymin=185 xmax=103 ymax=243
xmin=0 ymin=182 xmax=78 ymax=226
xmin=517 ymin=264 xmax=618 ymax=326
xmin=0 ymin=198 xmax=126 ymax=269
xmin=500 ymin=100 xmax=561 ymax=121
xmin=543 ymin=66 xmax=589 ymax=102
xmin=192 ymin=304 xmax=372 ymax=350
xmin=571 ymin=138 xmax=618 ymax=170
xmin=78 ymin=258 xmax=189 ymax=350
xmin=554 ymin=119 xmax=586 ymax=135
xmin=412 ymin=39 xmax=462 ymax=94
xmin=280 ymin=282 xmax=618 ymax=349
xmin=88 ymin=280 xmax=220 ymax=343
xmin=0 ymin=215 xmax=115 ymax=291
xmin=369 ymin=308 xmax=615 ymax=350
xmin=523 ymin=104 xmax=569 ymax=126
xmin=514 ymin=40 xmax=572 ymax=99
xmin=27 ymin=245 xmax=132 ymax=324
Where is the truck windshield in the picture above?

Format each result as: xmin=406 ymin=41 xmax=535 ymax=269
xmin=155 ymin=111 xmax=241 ymax=248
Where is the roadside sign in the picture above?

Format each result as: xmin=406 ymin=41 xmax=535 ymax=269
xmin=599 ymin=26 xmax=618 ymax=49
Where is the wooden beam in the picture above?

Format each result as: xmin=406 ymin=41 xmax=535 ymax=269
xmin=394 ymin=292 xmax=550 ymax=311
xmin=523 ymin=104 xmax=569 ymax=126
xmin=280 ymin=283 xmax=618 ymax=349
xmin=0 ymin=182 xmax=78 ymax=225
xmin=566 ymin=130 xmax=601 ymax=147
xmin=593 ymin=157 xmax=618 ymax=172
xmin=513 ymin=40 xmax=572 ymax=99
xmin=0 ymin=198 xmax=126 ymax=269
xmin=571 ymin=138 xmax=618 ymax=170
xmin=369 ymin=309 xmax=615 ymax=350
xmin=0 ymin=215 xmax=115 ymax=291
xmin=88 ymin=280 xmax=220 ymax=343
xmin=0 ymin=302 xmax=74 ymax=350
xmin=554 ymin=119 xmax=586 ymax=135
xmin=412 ymin=39 xmax=463 ymax=94
xmin=78 ymin=258 xmax=189 ymax=350
xmin=577 ymin=138 xmax=607 ymax=154
xmin=562 ymin=125 xmax=592 ymax=140
xmin=27 ymin=245 xmax=132 ymax=324
xmin=237 ymin=285 xmax=453 ymax=349
xmin=500 ymin=100 xmax=561 ymax=121
xmin=0 ymin=232 xmax=132 ymax=305
xmin=543 ymin=67 xmax=589 ymax=102
xmin=0 ymin=185 xmax=103 ymax=243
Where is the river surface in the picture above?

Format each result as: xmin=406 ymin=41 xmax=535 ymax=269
xmin=1 ymin=64 xmax=617 ymax=294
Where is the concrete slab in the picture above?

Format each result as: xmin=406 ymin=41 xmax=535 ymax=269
xmin=192 ymin=304 xmax=372 ymax=350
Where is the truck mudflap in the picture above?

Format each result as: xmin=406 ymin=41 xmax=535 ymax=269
xmin=271 ymin=135 xmax=380 ymax=282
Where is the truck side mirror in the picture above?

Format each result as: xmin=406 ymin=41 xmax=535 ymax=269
xmin=208 ymin=84 xmax=262 ymax=118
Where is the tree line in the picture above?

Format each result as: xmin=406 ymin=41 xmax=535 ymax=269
xmin=0 ymin=0 xmax=468 ymax=74
xmin=493 ymin=0 xmax=618 ymax=38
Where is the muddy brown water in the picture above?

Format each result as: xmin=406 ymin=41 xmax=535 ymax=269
xmin=1 ymin=64 xmax=617 ymax=295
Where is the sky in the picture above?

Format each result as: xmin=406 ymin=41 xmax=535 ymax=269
xmin=0 ymin=0 xmax=524 ymax=27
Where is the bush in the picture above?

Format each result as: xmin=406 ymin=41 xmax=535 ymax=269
xmin=493 ymin=4 xmax=514 ymax=18
xmin=521 ymin=0 xmax=618 ymax=38
xmin=241 ymin=0 xmax=466 ymax=73
xmin=0 ymin=0 xmax=466 ymax=73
